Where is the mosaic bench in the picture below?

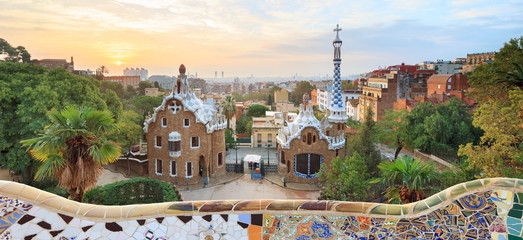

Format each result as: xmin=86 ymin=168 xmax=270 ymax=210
xmin=0 ymin=178 xmax=521 ymax=239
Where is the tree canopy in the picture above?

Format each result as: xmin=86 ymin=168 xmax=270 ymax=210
xmin=0 ymin=62 xmax=108 ymax=180
xmin=458 ymin=37 xmax=523 ymax=178
xmin=291 ymin=81 xmax=315 ymax=105
xmin=246 ymin=104 xmax=269 ymax=117
xmin=318 ymin=153 xmax=370 ymax=201
xmin=0 ymin=38 xmax=31 ymax=63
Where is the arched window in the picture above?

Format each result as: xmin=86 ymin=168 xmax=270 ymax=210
xmin=280 ymin=151 xmax=285 ymax=164
xmin=307 ymin=133 xmax=312 ymax=145
xmin=302 ymin=135 xmax=306 ymax=143
xmin=170 ymin=160 xmax=177 ymax=177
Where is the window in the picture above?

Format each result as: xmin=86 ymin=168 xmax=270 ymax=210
xmin=294 ymin=153 xmax=323 ymax=178
xmin=155 ymin=136 xmax=162 ymax=148
xmin=280 ymin=151 xmax=285 ymax=164
xmin=326 ymin=131 xmax=330 ymax=136
xmin=170 ymin=160 xmax=177 ymax=177
xmin=186 ymin=162 xmax=193 ymax=177
xmin=155 ymin=159 xmax=163 ymax=175
xmin=373 ymin=103 xmax=376 ymax=108
xmin=161 ymin=117 xmax=167 ymax=127
xmin=438 ymin=84 xmax=441 ymax=89
xmin=184 ymin=118 xmax=190 ymax=127
xmin=257 ymin=134 xmax=262 ymax=143
xmin=448 ymin=85 xmax=451 ymax=90
xmin=218 ymin=152 xmax=223 ymax=166
xmin=191 ymin=136 xmax=200 ymax=148
xmin=302 ymin=135 xmax=306 ymax=143
xmin=336 ymin=149 xmax=339 ymax=157
xmin=361 ymin=109 xmax=364 ymax=114
xmin=168 ymin=132 xmax=181 ymax=157
xmin=313 ymin=135 xmax=316 ymax=143
xmin=307 ymin=133 xmax=312 ymax=145
xmin=268 ymin=133 xmax=272 ymax=142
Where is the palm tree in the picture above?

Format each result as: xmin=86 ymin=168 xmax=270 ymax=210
xmin=21 ymin=107 xmax=121 ymax=202
xmin=372 ymin=156 xmax=437 ymax=204
xmin=221 ymin=95 xmax=237 ymax=130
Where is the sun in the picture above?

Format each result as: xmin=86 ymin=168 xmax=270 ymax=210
xmin=116 ymin=61 xmax=121 ymax=66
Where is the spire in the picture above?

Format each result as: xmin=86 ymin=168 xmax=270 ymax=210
xmin=328 ymin=24 xmax=348 ymax=123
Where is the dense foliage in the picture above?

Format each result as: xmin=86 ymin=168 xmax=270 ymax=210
xmin=0 ymin=62 xmax=108 ymax=180
xmin=318 ymin=153 xmax=370 ymax=201
xmin=291 ymin=81 xmax=315 ymax=105
xmin=346 ymin=108 xmax=382 ymax=176
xmin=0 ymin=38 xmax=31 ymax=63
xmin=83 ymin=178 xmax=179 ymax=205
xmin=458 ymin=36 xmax=523 ymax=178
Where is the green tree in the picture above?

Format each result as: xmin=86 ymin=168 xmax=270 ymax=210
xmin=246 ymin=104 xmax=269 ymax=117
xmin=225 ymin=129 xmax=237 ymax=149
xmin=347 ymin=107 xmax=382 ymax=176
xmin=459 ymin=37 xmax=523 ymax=178
xmin=341 ymin=81 xmax=359 ymax=90
xmin=138 ymin=81 xmax=154 ymax=95
xmin=21 ymin=108 xmax=121 ymax=202
xmin=291 ymin=81 xmax=314 ymax=105
xmin=126 ymin=85 xmax=136 ymax=97
xmin=235 ymin=115 xmax=251 ymax=135
xmin=102 ymin=89 xmax=123 ymax=122
xmin=114 ymin=110 xmax=143 ymax=175
xmin=0 ymin=62 xmax=107 ymax=181
xmin=221 ymin=95 xmax=237 ymax=130
xmin=95 ymin=65 xmax=108 ymax=80
xmin=100 ymin=81 xmax=125 ymax=98
xmin=376 ymin=109 xmax=409 ymax=160
xmin=131 ymin=95 xmax=163 ymax=119
xmin=0 ymin=38 xmax=31 ymax=63
xmin=372 ymin=156 xmax=437 ymax=204
xmin=318 ymin=153 xmax=370 ymax=201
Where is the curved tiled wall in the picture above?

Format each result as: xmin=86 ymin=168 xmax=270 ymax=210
xmin=0 ymin=178 xmax=521 ymax=239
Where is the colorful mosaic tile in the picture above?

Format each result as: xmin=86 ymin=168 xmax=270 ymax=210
xmin=0 ymin=178 xmax=521 ymax=239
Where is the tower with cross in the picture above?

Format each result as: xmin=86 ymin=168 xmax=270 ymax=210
xmin=328 ymin=24 xmax=348 ymax=124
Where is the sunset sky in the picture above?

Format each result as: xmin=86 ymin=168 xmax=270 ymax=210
xmin=1 ymin=0 xmax=522 ymax=78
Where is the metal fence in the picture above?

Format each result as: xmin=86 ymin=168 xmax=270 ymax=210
xmin=225 ymin=163 xmax=244 ymax=173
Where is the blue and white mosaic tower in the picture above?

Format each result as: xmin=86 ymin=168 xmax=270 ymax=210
xmin=328 ymin=24 xmax=348 ymax=123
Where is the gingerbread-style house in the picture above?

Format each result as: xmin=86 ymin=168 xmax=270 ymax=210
xmin=144 ymin=64 xmax=227 ymax=184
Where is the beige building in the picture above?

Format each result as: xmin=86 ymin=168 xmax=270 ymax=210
xmin=358 ymin=73 xmax=398 ymax=122
xmin=251 ymin=111 xmax=285 ymax=148
xmin=145 ymin=88 xmax=159 ymax=97
xmin=274 ymin=89 xmax=289 ymax=103
xmin=144 ymin=64 xmax=227 ymax=185
xmin=275 ymin=102 xmax=298 ymax=112
xmin=461 ymin=52 xmax=496 ymax=74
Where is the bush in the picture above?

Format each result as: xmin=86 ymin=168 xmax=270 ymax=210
xmin=83 ymin=178 xmax=178 ymax=205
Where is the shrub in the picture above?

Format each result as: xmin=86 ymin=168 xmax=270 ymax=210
xmin=83 ymin=178 xmax=178 ymax=205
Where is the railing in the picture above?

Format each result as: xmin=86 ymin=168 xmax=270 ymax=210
xmin=225 ymin=163 xmax=244 ymax=173
xmin=0 ymin=178 xmax=521 ymax=239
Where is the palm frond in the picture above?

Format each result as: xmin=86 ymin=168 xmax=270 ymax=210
xmin=34 ymin=155 xmax=66 ymax=181
xmin=89 ymin=140 xmax=121 ymax=165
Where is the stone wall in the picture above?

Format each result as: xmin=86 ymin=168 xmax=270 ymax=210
xmin=0 ymin=178 xmax=521 ymax=239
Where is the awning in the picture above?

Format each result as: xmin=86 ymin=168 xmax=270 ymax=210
xmin=243 ymin=155 xmax=261 ymax=163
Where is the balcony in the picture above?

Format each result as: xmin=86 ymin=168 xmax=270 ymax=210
xmin=169 ymin=151 xmax=181 ymax=158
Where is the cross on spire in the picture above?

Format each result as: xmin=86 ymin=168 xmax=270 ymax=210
xmin=333 ymin=24 xmax=342 ymax=34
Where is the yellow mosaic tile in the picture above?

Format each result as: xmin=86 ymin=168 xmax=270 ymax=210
xmin=83 ymin=205 xmax=105 ymax=218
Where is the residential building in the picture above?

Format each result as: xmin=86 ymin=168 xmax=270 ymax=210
xmin=145 ymin=88 xmax=159 ymax=97
xmin=317 ymin=86 xmax=361 ymax=111
xmin=346 ymin=99 xmax=359 ymax=121
xmin=417 ymin=60 xmax=463 ymax=75
xmin=144 ymin=64 xmax=227 ymax=185
xmin=461 ymin=52 xmax=496 ymax=74
xmin=276 ymin=25 xmax=346 ymax=184
xmin=124 ymin=67 xmax=148 ymax=81
xmin=35 ymin=57 xmax=74 ymax=72
xmin=103 ymin=76 xmax=140 ymax=88
xmin=274 ymin=89 xmax=289 ymax=103
xmin=310 ymin=89 xmax=318 ymax=106
xmin=251 ymin=111 xmax=285 ymax=148
xmin=275 ymin=102 xmax=298 ymax=112
xmin=427 ymin=74 xmax=469 ymax=95
xmin=358 ymin=73 xmax=398 ymax=121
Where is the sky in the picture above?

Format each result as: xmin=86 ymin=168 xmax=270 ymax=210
xmin=1 ymin=0 xmax=522 ymax=79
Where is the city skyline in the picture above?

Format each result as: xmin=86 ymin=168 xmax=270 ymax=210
xmin=1 ymin=0 xmax=522 ymax=78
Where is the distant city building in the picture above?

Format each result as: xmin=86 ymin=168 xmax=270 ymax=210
xmin=417 ymin=59 xmax=463 ymax=75
xmin=358 ymin=72 xmax=398 ymax=122
xmin=251 ymin=111 xmax=285 ymax=148
xmin=35 ymin=57 xmax=74 ymax=72
xmin=188 ymin=78 xmax=207 ymax=94
xmin=427 ymin=74 xmax=469 ymax=95
xmin=124 ymin=67 xmax=148 ymax=81
xmin=144 ymin=88 xmax=159 ymax=97
xmin=103 ymin=76 xmax=140 ymax=88
xmin=274 ymin=89 xmax=289 ymax=103
xmin=277 ymin=25 xmax=346 ymax=184
xmin=229 ymin=77 xmax=246 ymax=93
xmin=317 ymin=86 xmax=360 ymax=111
xmin=461 ymin=52 xmax=496 ymax=74
xmin=275 ymin=102 xmax=298 ymax=112
xmin=149 ymin=75 xmax=176 ymax=90
xmin=143 ymin=64 xmax=227 ymax=185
